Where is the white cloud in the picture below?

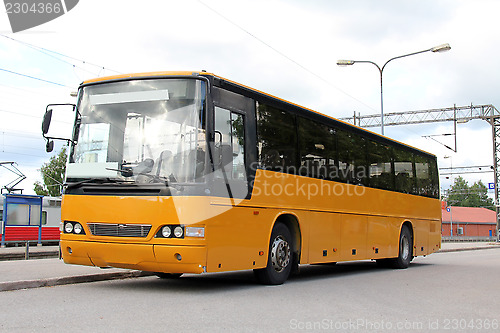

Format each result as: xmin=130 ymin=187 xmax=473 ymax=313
xmin=1 ymin=0 xmax=500 ymax=194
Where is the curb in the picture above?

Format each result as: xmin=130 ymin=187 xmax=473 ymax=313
xmin=437 ymin=245 xmax=500 ymax=253
xmin=0 ymin=270 xmax=154 ymax=292
xmin=2 ymin=246 xmax=499 ymax=292
xmin=0 ymin=251 xmax=59 ymax=261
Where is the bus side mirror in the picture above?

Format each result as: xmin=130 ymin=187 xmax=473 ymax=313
xmin=46 ymin=140 xmax=54 ymax=152
xmin=41 ymin=103 xmax=78 ymax=153
xmin=42 ymin=109 xmax=53 ymax=135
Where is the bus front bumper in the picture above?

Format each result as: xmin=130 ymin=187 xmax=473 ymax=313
xmin=60 ymin=240 xmax=207 ymax=274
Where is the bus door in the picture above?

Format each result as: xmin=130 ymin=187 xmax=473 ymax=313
xmin=211 ymin=87 xmax=256 ymax=200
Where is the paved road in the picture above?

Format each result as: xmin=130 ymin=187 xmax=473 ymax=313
xmin=1 ymin=249 xmax=499 ymax=332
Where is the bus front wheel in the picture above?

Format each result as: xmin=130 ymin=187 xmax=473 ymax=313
xmin=254 ymin=223 xmax=292 ymax=285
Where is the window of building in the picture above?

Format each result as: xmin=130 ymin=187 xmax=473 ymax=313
xmin=4 ymin=203 xmax=42 ymax=226
xmin=42 ymin=211 xmax=47 ymax=226
xmin=49 ymin=200 xmax=61 ymax=207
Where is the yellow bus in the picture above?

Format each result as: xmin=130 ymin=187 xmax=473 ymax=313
xmin=42 ymin=71 xmax=441 ymax=285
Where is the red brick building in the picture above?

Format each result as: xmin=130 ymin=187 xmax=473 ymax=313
xmin=441 ymin=206 xmax=497 ymax=238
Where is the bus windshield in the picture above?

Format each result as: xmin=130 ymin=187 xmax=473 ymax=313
xmin=68 ymin=78 xmax=206 ymax=184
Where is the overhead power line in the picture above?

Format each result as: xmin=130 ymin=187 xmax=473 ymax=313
xmin=439 ymin=165 xmax=494 ymax=176
xmin=0 ymin=34 xmax=121 ymax=76
xmin=2 ymin=143 xmax=43 ymax=152
xmin=0 ymin=67 xmax=75 ymax=88
xmin=196 ymin=0 xmax=377 ymax=113
xmin=0 ymin=108 xmax=43 ymax=119
xmin=0 ymin=82 xmax=47 ymax=96
xmin=1 ymin=150 xmax=49 ymax=158
xmin=0 ymin=108 xmax=72 ymax=122
xmin=1 ymin=129 xmax=43 ymax=139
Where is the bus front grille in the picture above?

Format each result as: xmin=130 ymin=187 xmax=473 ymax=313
xmin=87 ymin=223 xmax=152 ymax=238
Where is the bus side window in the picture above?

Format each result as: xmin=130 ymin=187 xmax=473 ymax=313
xmin=214 ymin=106 xmax=246 ymax=180
xmin=297 ymin=116 xmax=337 ymax=180
xmin=394 ymin=148 xmax=416 ymax=194
xmin=256 ymin=103 xmax=297 ymax=172
xmin=337 ymin=129 xmax=368 ymax=185
xmin=42 ymin=211 xmax=47 ymax=225
xmin=368 ymin=140 xmax=394 ymax=190
xmin=415 ymin=155 xmax=439 ymax=198
xmin=428 ymin=157 xmax=439 ymax=198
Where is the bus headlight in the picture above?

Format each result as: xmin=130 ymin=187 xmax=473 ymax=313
xmin=155 ymin=225 xmax=183 ymax=238
xmin=73 ymin=223 xmax=83 ymax=234
xmin=174 ymin=226 xmax=183 ymax=238
xmin=64 ymin=222 xmax=74 ymax=234
xmin=185 ymin=227 xmax=205 ymax=238
xmin=63 ymin=221 xmax=86 ymax=235
xmin=161 ymin=226 xmax=172 ymax=238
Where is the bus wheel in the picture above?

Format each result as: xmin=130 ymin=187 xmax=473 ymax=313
xmin=254 ymin=223 xmax=292 ymax=285
xmin=392 ymin=226 xmax=413 ymax=269
xmin=155 ymin=272 xmax=183 ymax=279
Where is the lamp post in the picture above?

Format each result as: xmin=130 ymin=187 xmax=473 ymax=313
xmin=337 ymin=43 xmax=451 ymax=136
xmin=444 ymin=155 xmax=453 ymax=238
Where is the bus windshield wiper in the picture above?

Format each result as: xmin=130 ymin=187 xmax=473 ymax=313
xmin=105 ymin=167 xmax=170 ymax=186
xmin=65 ymin=178 xmax=128 ymax=190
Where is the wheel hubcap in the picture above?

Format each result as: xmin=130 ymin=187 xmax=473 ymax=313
xmin=271 ymin=235 xmax=290 ymax=273
xmin=401 ymin=235 xmax=410 ymax=261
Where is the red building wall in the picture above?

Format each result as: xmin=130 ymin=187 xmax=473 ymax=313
xmin=441 ymin=206 xmax=496 ymax=238
xmin=442 ymin=223 xmax=495 ymax=237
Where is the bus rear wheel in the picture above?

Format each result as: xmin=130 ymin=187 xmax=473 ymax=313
xmin=254 ymin=223 xmax=292 ymax=285
xmin=392 ymin=225 xmax=413 ymax=269
xmin=376 ymin=226 xmax=413 ymax=269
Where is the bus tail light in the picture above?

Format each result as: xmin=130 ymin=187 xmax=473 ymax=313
xmin=185 ymin=227 xmax=205 ymax=238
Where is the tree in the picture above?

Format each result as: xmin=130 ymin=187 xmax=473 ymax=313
xmin=34 ymin=147 xmax=67 ymax=197
xmin=444 ymin=176 xmax=495 ymax=210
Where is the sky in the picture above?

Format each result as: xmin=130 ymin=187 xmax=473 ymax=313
xmin=0 ymin=0 xmax=499 ymax=198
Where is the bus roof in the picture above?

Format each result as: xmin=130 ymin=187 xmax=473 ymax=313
xmin=81 ymin=71 xmax=436 ymax=158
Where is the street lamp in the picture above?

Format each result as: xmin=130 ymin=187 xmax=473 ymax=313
xmin=444 ymin=155 xmax=453 ymax=238
xmin=337 ymin=43 xmax=451 ymax=135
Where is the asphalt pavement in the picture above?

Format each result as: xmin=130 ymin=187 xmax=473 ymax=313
xmin=1 ymin=241 xmax=499 ymax=292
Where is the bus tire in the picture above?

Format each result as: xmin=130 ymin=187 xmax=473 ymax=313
xmin=254 ymin=223 xmax=293 ymax=285
xmin=155 ymin=272 xmax=183 ymax=279
xmin=392 ymin=226 xmax=413 ymax=269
